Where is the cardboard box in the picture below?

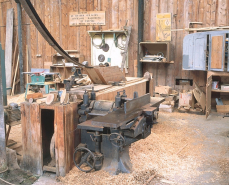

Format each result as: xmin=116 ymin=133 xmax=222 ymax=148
xmin=155 ymin=86 xmax=172 ymax=95
xmin=179 ymin=92 xmax=193 ymax=107
xmin=159 ymin=104 xmax=174 ymax=113
xmin=216 ymin=105 xmax=229 ymax=113
xmin=221 ymin=84 xmax=229 ymax=91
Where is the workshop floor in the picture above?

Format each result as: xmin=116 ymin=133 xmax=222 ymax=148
xmin=7 ymin=110 xmax=229 ymax=185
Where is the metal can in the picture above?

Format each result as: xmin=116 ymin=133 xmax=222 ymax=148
xmin=212 ymin=81 xmax=219 ymax=89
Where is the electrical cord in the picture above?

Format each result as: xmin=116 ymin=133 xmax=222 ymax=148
xmin=92 ymin=34 xmax=103 ymax=49
xmin=115 ymin=34 xmax=127 ymax=50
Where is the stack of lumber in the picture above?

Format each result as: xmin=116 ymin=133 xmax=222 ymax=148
xmin=178 ymin=83 xmax=205 ymax=114
xmin=155 ymin=86 xmax=178 ymax=113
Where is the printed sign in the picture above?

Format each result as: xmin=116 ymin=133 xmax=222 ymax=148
xmin=156 ymin=13 xmax=171 ymax=41
xmin=69 ymin=11 xmax=105 ymax=26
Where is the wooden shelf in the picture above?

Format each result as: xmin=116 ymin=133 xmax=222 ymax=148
xmin=51 ymin=65 xmax=80 ymax=68
xmin=140 ymin=59 xmax=174 ymax=64
xmin=211 ymin=89 xmax=229 ymax=93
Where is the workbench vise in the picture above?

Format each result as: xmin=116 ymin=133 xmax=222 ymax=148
xmin=74 ymin=92 xmax=158 ymax=175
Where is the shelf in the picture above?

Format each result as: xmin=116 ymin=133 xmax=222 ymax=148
xmin=211 ymin=89 xmax=229 ymax=93
xmin=140 ymin=59 xmax=174 ymax=64
xmin=50 ymin=65 xmax=80 ymax=68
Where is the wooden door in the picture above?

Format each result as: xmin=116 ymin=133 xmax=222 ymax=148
xmin=193 ymin=34 xmax=207 ymax=70
xmin=208 ymin=33 xmax=226 ymax=71
xmin=206 ymin=75 xmax=212 ymax=118
xmin=183 ymin=34 xmax=194 ymax=70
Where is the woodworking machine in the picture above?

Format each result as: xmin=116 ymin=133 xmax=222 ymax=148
xmin=74 ymin=91 xmax=158 ymax=174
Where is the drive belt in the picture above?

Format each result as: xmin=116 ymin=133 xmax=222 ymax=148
xmin=18 ymin=0 xmax=92 ymax=68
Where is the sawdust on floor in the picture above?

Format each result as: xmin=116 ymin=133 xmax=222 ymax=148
xmin=59 ymin=112 xmax=206 ymax=185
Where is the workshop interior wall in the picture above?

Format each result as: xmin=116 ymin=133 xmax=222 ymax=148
xmin=0 ymin=0 xmax=229 ymax=91
xmin=0 ymin=0 xmax=138 ymax=79
xmin=143 ymin=0 xmax=229 ymax=89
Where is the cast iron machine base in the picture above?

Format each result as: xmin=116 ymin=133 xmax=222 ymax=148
xmin=74 ymin=91 xmax=158 ymax=175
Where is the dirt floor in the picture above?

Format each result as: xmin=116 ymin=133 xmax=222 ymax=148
xmin=4 ymin=105 xmax=229 ymax=185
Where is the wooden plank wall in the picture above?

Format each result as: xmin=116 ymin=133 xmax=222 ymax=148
xmin=143 ymin=0 xmax=229 ymax=89
xmin=0 ymin=0 xmax=229 ymax=91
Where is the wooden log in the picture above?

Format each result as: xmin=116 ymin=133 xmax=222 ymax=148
xmin=26 ymin=92 xmax=43 ymax=100
xmin=46 ymin=94 xmax=58 ymax=105
xmin=36 ymin=98 xmax=47 ymax=104
xmin=60 ymin=89 xmax=66 ymax=104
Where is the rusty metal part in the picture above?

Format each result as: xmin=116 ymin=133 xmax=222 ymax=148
xmin=109 ymin=133 xmax=125 ymax=148
xmin=98 ymin=54 xmax=105 ymax=62
xmin=73 ymin=147 xmax=95 ymax=172
xmin=124 ymin=93 xmax=150 ymax=114
xmin=101 ymin=43 xmax=109 ymax=52
xmin=18 ymin=0 xmax=92 ymax=68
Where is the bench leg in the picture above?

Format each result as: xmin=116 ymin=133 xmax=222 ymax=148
xmin=25 ymin=84 xmax=29 ymax=99
xmin=6 ymin=125 xmax=11 ymax=145
xmin=45 ymin=85 xmax=49 ymax=94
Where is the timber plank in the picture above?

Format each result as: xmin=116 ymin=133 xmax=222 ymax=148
xmin=5 ymin=8 xmax=14 ymax=94
xmin=211 ymin=36 xmax=223 ymax=69
xmin=79 ymin=0 xmax=87 ymax=64
xmin=86 ymin=0 xmax=93 ymax=63
xmin=61 ymin=0 xmax=68 ymax=50
xmin=44 ymin=0 xmax=52 ymax=68
xmin=112 ymin=0 xmax=119 ymax=29
xmin=55 ymin=105 xmax=66 ymax=176
xmin=21 ymin=103 xmax=42 ymax=175
xmin=217 ymin=0 xmax=227 ymax=26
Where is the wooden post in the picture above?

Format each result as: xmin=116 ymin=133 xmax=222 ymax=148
xmin=0 ymin=43 xmax=7 ymax=172
xmin=5 ymin=8 xmax=14 ymax=95
xmin=15 ymin=1 xmax=25 ymax=93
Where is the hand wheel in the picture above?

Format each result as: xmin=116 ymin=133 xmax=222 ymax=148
xmin=73 ymin=147 xmax=95 ymax=173
xmin=109 ymin=133 xmax=125 ymax=148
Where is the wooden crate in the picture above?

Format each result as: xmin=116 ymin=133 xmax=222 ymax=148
xmin=20 ymin=102 xmax=80 ymax=177
xmin=139 ymin=42 xmax=172 ymax=63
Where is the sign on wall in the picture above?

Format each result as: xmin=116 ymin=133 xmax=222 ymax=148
xmin=156 ymin=13 xmax=171 ymax=41
xmin=69 ymin=11 xmax=105 ymax=26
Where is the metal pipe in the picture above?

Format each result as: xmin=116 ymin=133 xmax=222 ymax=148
xmin=0 ymin=43 xmax=7 ymax=172
xmin=137 ymin=0 xmax=144 ymax=77
xmin=15 ymin=0 xmax=25 ymax=93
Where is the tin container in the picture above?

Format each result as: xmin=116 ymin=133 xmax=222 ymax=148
xmin=212 ymin=81 xmax=219 ymax=89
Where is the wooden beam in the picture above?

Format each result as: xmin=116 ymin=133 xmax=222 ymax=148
xmin=5 ymin=8 xmax=14 ymax=95
xmin=0 ymin=42 xmax=7 ymax=172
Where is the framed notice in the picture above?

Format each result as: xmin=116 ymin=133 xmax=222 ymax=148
xmin=156 ymin=13 xmax=171 ymax=41
xmin=69 ymin=11 xmax=105 ymax=26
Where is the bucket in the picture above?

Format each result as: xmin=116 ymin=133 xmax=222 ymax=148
xmin=212 ymin=81 xmax=219 ymax=89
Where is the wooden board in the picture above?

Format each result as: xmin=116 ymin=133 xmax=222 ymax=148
xmin=210 ymin=36 xmax=224 ymax=69
xmin=216 ymin=105 xmax=229 ymax=113
xmin=26 ymin=92 xmax=43 ymax=99
xmin=156 ymin=13 xmax=171 ymax=41
xmin=21 ymin=102 xmax=42 ymax=175
xmin=69 ymin=11 xmax=105 ymax=26
xmin=84 ymin=67 xmax=103 ymax=84
xmin=5 ymin=8 xmax=14 ymax=94
xmin=206 ymin=75 xmax=212 ymax=119
xmin=94 ymin=66 xmax=127 ymax=84
xmin=85 ymin=66 xmax=126 ymax=84
xmin=96 ymin=79 xmax=148 ymax=101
